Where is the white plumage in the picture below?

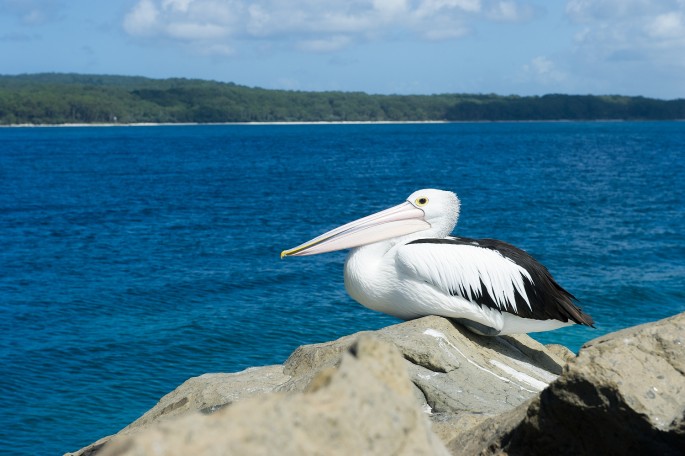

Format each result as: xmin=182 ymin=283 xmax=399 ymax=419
xmin=396 ymin=240 xmax=534 ymax=313
xmin=282 ymin=189 xmax=594 ymax=335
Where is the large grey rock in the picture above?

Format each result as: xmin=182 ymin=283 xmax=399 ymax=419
xmin=67 ymin=316 xmax=567 ymax=455
xmin=124 ymin=365 xmax=290 ymax=430
xmin=544 ymin=343 xmax=576 ymax=363
xmin=446 ymin=398 xmax=533 ymax=456
xmin=98 ymin=335 xmax=449 ymax=456
xmin=451 ymin=311 xmax=685 ymax=456
xmin=280 ymin=316 xmax=565 ymax=442
xmin=68 ymin=311 xmax=685 ymax=456
xmin=66 ymin=365 xmax=290 ymax=456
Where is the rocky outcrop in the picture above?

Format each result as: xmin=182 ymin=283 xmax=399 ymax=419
xmin=67 ymin=312 xmax=685 ymax=456
xmin=449 ymin=311 xmax=685 ymax=455
xmin=280 ymin=316 xmax=564 ymax=428
xmin=67 ymin=366 xmax=291 ymax=456
xmin=514 ymin=311 xmax=685 ymax=455
xmin=98 ymin=335 xmax=449 ymax=456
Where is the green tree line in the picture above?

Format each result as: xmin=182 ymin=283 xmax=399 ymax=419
xmin=0 ymin=73 xmax=683 ymax=125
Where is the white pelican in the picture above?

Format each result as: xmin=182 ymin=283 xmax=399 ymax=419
xmin=281 ymin=189 xmax=594 ymax=335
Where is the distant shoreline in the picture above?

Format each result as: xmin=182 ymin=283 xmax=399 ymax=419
xmin=2 ymin=121 xmax=450 ymax=128
xmin=2 ymin=119 xmax=682 ymax=128
xmin=3 ymin=74 xmax=685 ymax=125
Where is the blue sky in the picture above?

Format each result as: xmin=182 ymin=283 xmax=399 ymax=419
xmin=1 ymin=0 xmax=684 ymax=98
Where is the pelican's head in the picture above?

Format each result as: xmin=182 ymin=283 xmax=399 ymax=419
xmin=281 ymin=188 xmax=460 ymax=258
xmin=406 ymin=189 xmax=460 ymax=237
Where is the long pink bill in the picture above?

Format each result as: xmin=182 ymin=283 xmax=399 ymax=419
xmin=281 ymin=201 xmax=429 ymax=258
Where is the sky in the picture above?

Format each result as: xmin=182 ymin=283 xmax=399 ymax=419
xmin=0 ymin=0 xmax=684 ymax=99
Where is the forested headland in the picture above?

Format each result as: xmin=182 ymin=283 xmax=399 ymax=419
xmin=1 ymin=73 xmax=683 ymax=125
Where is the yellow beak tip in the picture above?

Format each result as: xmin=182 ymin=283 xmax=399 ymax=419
xmin=280 ymin=250 xmax=288 ymax=259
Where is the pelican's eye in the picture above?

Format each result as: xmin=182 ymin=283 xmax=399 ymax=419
xmin=414 ymin=197 xmax=429 ymax=207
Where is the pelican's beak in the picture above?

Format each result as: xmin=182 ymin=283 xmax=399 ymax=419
xmin=281 ymin=201 xmax=430 ymax=258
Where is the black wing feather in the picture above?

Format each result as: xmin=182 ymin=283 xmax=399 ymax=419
xmin=407 ymin=237 xmax=594 ymax=326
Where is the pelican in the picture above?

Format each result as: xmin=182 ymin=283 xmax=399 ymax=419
xmin=281 ymin=189 xmax=594 ymax=335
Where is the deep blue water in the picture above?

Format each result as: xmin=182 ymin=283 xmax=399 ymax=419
xmin=1 ymin=122 xmax=684 ymax=455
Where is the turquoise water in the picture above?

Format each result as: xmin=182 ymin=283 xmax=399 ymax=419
xmin=1 ymin=122 xmax=684 ymax=455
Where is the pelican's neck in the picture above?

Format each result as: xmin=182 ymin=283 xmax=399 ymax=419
xmin=343 ymin=227 xmax=443 ymax=290
xmin=344 ymin=240 xmax=393 ymax=310
xmin=393 ymin=218 xmax=455 ymax=248
xmin=345 ymin=240 xmax=393 ymax=271
xmin=343 ymin=210 xmax=458 ymax=305
xmin=349 ymin=228 xmax=441 ymax=261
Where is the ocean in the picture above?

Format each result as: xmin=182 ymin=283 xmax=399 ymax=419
xmin=1 ymin=122 xmax=684 ymax=455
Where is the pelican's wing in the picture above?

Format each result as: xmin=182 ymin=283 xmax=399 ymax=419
xmin=395 ymin=237 xmax=593 ymax=324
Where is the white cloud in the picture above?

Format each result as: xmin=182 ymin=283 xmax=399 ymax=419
xmin=413 ymin=0 xmax=481 ymax=18
xmin=521 ymin=56 xmax=568 ymax=86
xmin=646 ymin=11 xmax=685 ymax=40
xmin=121 ymin=0 xmax=538 ymax=54
xmin=124 ymin=0 xmax=241 ymax=45
xmin=565 ymin=0 xmax=685 ymax=65
xmin=166 ymin=21 xmax=228 ymax=40
xmin=123 ymin=0 xmax=160 ymax=36
xmin=372 ymin=0 xmax=409 ymax=18
xmin=486 ymin=1 xmax=537 ymax=22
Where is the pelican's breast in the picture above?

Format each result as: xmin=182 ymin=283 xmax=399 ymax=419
xmin=344 ymin=243 xmax=419 ymax=319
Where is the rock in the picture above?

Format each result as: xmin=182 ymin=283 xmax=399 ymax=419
xmin=446 ymin=398 xmax=533 ymax=456
xmin=65 ymin=365 xmax=289 ymax=456
xmin=277 ymin=331 xmax=366 ymax=393
xmin=286 ymin=316 xmax=564 ymax=412
xmin=277 ymin=316 xmax=566 ymax=444
xmin=67 ymin=316 xmax=567 ymax=455
xmin=457 ymin=311 xmax=685 ymax=455
xmin=122 ymin=365 xmax=290 ymax=431
xmin=544 ymin=343 xmax=576 ymax=363
xmin=380 ymin=317 xmax=564 ymax=443
xmin=68 ymin=311 xmax=685 ymax=456
xmin=66 ymin=436 xmax=112 ymax=456
xmin=98 ymin=335 xmax=449 ymax=456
